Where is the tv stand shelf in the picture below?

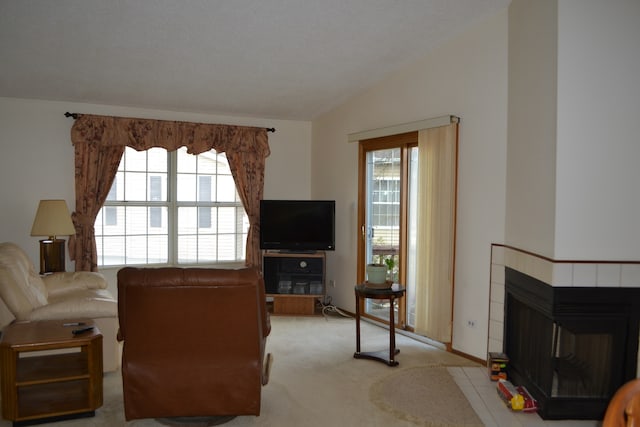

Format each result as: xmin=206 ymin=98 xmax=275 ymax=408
xmin=263 ymin=251 xmax=325 ymax=315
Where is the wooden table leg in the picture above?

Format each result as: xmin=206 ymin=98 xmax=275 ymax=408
xmin=355 ymin=289 xmax=361 ymax=354
xmin=389 ymin=295 xmax=396 ymax=364
xmin=353 ymin=292 xmax=399 ymax=367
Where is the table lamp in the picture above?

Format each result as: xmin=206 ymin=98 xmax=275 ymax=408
xmin=30 ymin=199 xmax=76 ymax=274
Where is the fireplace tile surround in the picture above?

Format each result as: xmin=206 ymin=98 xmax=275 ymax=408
xmin=488 ymin=244 xmax=640 ymax=356
xmin=488 ymin=244 xmax=640 ymax=419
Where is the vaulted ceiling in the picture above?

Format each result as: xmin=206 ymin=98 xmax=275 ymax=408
xmin=0 ymin=0 xmax=510 ymax=120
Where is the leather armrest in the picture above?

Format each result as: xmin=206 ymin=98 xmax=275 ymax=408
xmin=43 ymin=272 xmax=108 ymax=298
xmin=264 ymin=311 xmax=271 ymax=337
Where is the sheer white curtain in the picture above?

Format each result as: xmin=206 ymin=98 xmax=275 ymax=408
xmin=414 ymin=123 xmax=458 ymax=343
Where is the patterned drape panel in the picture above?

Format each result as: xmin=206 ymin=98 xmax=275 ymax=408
xmin=69 ymin=114 xmax=270 ymax=272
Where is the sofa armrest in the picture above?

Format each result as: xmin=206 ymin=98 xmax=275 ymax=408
xmin=0 ymin=297 xmax=16 ymax=329
xmin=43 ymin=272 xmax=108 ymax=298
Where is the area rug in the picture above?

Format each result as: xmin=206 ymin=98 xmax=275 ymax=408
xmin=370 ymin=366 xmax=484 ymax=426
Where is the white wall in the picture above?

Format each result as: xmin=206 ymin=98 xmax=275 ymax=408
xmin=312 ymin=11 xmax=509 ymax=359
xmin=555 ymin=0 xmax=640 ymax=260
xmin=506 ymin=0 xmax=640 ymax=261
xmin=506 ymin=0 xmax=558 ymax=258
xmin=0 ymin=97 xmax=312 ymax=295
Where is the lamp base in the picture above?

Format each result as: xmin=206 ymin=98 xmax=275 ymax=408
xmin=39 ymin=239 xmax=66 ymax=275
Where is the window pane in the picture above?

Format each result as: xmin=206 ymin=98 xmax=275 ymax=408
xmin=150 ymin=207 xmax=162 ymax=228
xmin=177 ymin=147 xmax=196 ymax=173
xmin=99 ymin=206 xmax=125 ymax=236
xmin=147 ymin=148 xmax=167 ymax=172
xmin=177 ymin=174 xmax=197 ymax=201
xmin=125 ymin=148 xmax=148 ymax=172
xmin=217 ymin=175 xmax=237 ymax=202
xmin=218 ymin=207 xmax=236 ymax=233
xmin=198 ymin=207 xmax=212 ymax=228
xmin=125 ymin=172 xmax=147 ymax=201
xmin=178 ymin=207 xmax=198 ymax=235
xmin=125 ymin=207 xmax=148 ymax=235
xmin=215 ymin=152 xmax=232 ymax=175
xmin=110 ymin=172 xmax=125 ymax=201
xmin=199 ymin=210 xmax=216 ymax=235
xmin=178 ymin=235 xmax=197 ymax=263
xmin=107 ymin=177 xmax=118 ymax=201
xmin=126 ymin=235 xmax=148 ymax=264
xmin=217 ymin=234 xmax=235 ymax=261
xmin=198 ymin=237 xmax=216 ymax=262
xmin=148 ymin=235 xmax=168 ymax=264
xmin=114 ymin=148 xmax=169 ymax=202
xmin=101 ymin=236 xmax=125 ymax=266
xmin=198 ymin=176 xmax=213 ymax=202
xmin=149 ymin=207 xmax=169 ymax=232
xmin=95 ymin=236 xmax=103 ymax=265
xmin=197 ymin=151 xmax=218 ymax=174
xmin=148 ymin=174 xmax=167 ymax=202
xmin=407 ymin=146 xmax=419 ymax=328
xmin=105 ymin=207 xmax=117 ymax=226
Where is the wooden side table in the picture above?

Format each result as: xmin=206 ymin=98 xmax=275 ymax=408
xmin=353 ymin=284 xmax=406 ymax=366
xmin=0 ymin=319 xmax=103 ymax=426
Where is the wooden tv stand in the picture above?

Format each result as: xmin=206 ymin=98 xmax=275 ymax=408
xmin=263 ymin=251 xmax=325 ymax=315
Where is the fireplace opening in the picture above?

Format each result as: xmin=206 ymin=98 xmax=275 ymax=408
xmin=505 ymin=267 xmax=640 ymax=420
xmin=552 ymin=321 xmax=615 ymax=399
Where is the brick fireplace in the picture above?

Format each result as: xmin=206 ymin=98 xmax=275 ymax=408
xmin=489 ymin=245 xmax=640 ymax=420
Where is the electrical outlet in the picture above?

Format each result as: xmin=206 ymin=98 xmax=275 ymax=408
xmin=329 ymin=279 xmax=336 ymax=287
xmin=467 ymin=320 xmax=476 ymax=328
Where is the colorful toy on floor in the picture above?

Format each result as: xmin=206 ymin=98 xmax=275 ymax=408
xmin=487 ymin=352 xmax=509 ymax=381
xmin=497 ymin=379 xmax=538 ymax=413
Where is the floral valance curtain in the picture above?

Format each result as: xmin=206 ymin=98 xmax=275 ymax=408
xmin=68 ymin=114 xmax=270 ymax=271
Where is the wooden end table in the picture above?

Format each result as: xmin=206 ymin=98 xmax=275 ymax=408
xmin=0 ymin=319 xmax=103 ymax=426
xmin=353 ymin=284 xmax=406 ymax=366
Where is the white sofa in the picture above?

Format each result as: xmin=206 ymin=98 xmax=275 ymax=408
xmin=0 ymin=242 xmax=119 ymax=372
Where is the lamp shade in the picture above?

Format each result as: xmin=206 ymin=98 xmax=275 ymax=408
xmin=30 ymin=200 xmax=76 ymax=238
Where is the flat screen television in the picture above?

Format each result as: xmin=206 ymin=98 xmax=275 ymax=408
xmin=260 ymin=200 xmax=335 ymax=251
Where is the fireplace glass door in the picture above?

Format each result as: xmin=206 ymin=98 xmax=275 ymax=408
xmin=551 ymin=318 xmax=623 ymax=399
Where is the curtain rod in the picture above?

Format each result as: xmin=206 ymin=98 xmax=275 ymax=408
xmin=64 ymin=112 xmax=276 ymax=132
xmin=347 ymin=115 xmax=458 ymax=142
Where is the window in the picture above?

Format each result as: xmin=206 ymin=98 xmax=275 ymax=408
xmin=94 ymin=146 xmax=248 ymax=266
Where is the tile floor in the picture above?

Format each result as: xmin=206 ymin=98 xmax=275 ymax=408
xmin=448 ymin=366 xmax=602 ymax=427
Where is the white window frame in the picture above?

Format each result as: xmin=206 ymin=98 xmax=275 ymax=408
xmin=95 ymin=147 xmax=248 ymax=267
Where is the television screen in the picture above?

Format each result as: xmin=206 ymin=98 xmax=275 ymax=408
xmin=260 ymin=200 xmax=335 ymax=251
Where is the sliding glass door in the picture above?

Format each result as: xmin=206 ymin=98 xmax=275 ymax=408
xmin=358 ymin=133 xmax=418 ymax=328
xmin=356 ymin=120 xmax=459 ymax=344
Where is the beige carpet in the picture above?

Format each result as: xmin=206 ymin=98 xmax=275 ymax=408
xmin=370 ymin=365 xmax=484 ymax=426
xmin=0 ymin=316 xmax=481 ymax=427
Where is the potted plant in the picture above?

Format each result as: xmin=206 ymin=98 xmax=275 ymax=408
xmin=384 ymin=257 xmax=395 ymax=282
xmin=365 ymin=262 xmax=387 ymax=285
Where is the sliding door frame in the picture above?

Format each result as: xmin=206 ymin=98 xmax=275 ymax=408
xmin=357 ymin=131 xmax=417 ymax=329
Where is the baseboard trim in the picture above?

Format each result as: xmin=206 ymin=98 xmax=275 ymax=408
xmin=450 ymin=348 xmax=485 ymax=365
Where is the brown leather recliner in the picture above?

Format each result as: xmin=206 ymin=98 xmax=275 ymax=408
xmin=117 ymin=267 xmax=272 ymax=421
